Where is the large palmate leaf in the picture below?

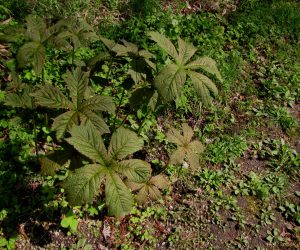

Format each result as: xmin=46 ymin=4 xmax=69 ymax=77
xmin=64 ymin=164 xmax=106 ymax=205
xmin=154 ymin=64 xmax=186 ymax=102
xmin=32 ymin=84 xmax=71 ymax=108
xmin=51 ymin=111 xmax=78 ymax=140
xmin=63 ymin=67 xmax=89 ymax=105
xmin=81 ymin=96 xmax=115 ymax=114
xmin=105 ymin=172 xmax=134 ymax=216
xmin=167 ymin=123 xmax=204 ymax=170
xmin=149 ymin=31 xmax=222 ymax=106
xmin=65 ymin=124 xmax=107 ymax=165
xmin=129 ymin=87 xmax=159 ymax=112
xmin=126 ymin=175 xmax=170 ymax=205
xmin=5 ymin=71 xmax=26 ymax=91
xmin=117 ymin=159 xmax=151 ymax=183
xmin=31 ymin=67 xmax=115 ymax=139
xmin=108 ymin=127 xmax=144 ymax=160
xmin=64 ymin=124 xmax=150 ymax=216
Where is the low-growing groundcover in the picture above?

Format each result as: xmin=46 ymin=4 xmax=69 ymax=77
xmin=0 ymin=0 xmax=300 ymax=249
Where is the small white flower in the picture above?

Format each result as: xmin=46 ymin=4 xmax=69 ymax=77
xmin=182 ymin=161 xmax=189 ymax=169
xmin=206 ymin=138 xmax=213 ymax=143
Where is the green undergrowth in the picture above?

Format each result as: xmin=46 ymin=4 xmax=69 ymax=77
xmin=0 ymin=0 xmax=299 ymax=249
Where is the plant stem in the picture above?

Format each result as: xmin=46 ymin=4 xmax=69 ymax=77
xmin=99 ymin=59 xmax=113 ymax=96
xmin=32 ymin=114 xmax=39 ymax=162
xmin=112 ymin=88 xmax=126 ymax=131
xmin=137 ymin=109 xmax=151 ymax=135
xmin=72 ymin=46 xmax=75 ymax=66
xmin=42 ymin=68 xmax=45 ymax=85
xmin=119 ymin=113 xmax=129 ymax=127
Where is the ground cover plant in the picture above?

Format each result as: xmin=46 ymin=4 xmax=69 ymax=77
xmin=0 ymin=0 xmax=299 ymax=249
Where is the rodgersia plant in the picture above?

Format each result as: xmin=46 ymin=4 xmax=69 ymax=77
xmin=149 ymin=31 xmax=222 ymax=106
xmin=167 ymin=123 xmax=204 ymax=170
xmin=64 ymin=124 xmax=151 ymax=217
xmin=31 ymin=67 xmax=115 ymax=139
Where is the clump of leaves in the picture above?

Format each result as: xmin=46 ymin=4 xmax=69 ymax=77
xmin=167 ymin=123 xmax=204 ymax=170
xmin=56 ymin=17 xmax=97 ymax=66
xmin=4 ymin=71 xmax=35 ymax=109
xmin=64 ymin=124 xmax=151 ymax=217
xmin=57 ymin=17 xmax=97 ymax=50
xmin=39 ymin=143 xmax=85 ymax=176
xmin=100 ymin=36 xmax=155 ymax=84
xmin=149 ymin=31 xmax=222 ymax=106
xmin=15 ymin=15 xmax=70 ymax=75
xmin=99 ymin=37 xmax=160 ymax=115
xmin=31 ymin=67 xmax=115 ymax=139
xmin=126 ymin=175 xmax=169 ymax=205
xmin=206 ymin=135 xmax=247 ymax=164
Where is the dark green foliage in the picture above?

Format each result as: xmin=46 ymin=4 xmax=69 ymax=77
xmin=1 ymin=0 xmax=299 ymax=248
xmin=129 ymin=0 xmax=160 ymax=16
xmin=14 ymin=15 xmax=70 ymax=75
xmin=100 ymin=36 xmax=155 ymax=84
xmin=4 ymin=72 xmax=35 ymax=110
xmin=149 ymin=31 xmax=221 ymax=106
xmin=64 ymin=124 xmax=151 ymax=216
xmin=206 ymin=136 xmax=247 ymax=164
xmin=31 ymin=67 xmax=115 ymax=139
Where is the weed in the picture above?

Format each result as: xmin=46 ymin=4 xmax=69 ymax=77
xmin=206 ymin=135 xmax=247 ymax=164
xmin=266 ymin=228 xmax=284 ymax=245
